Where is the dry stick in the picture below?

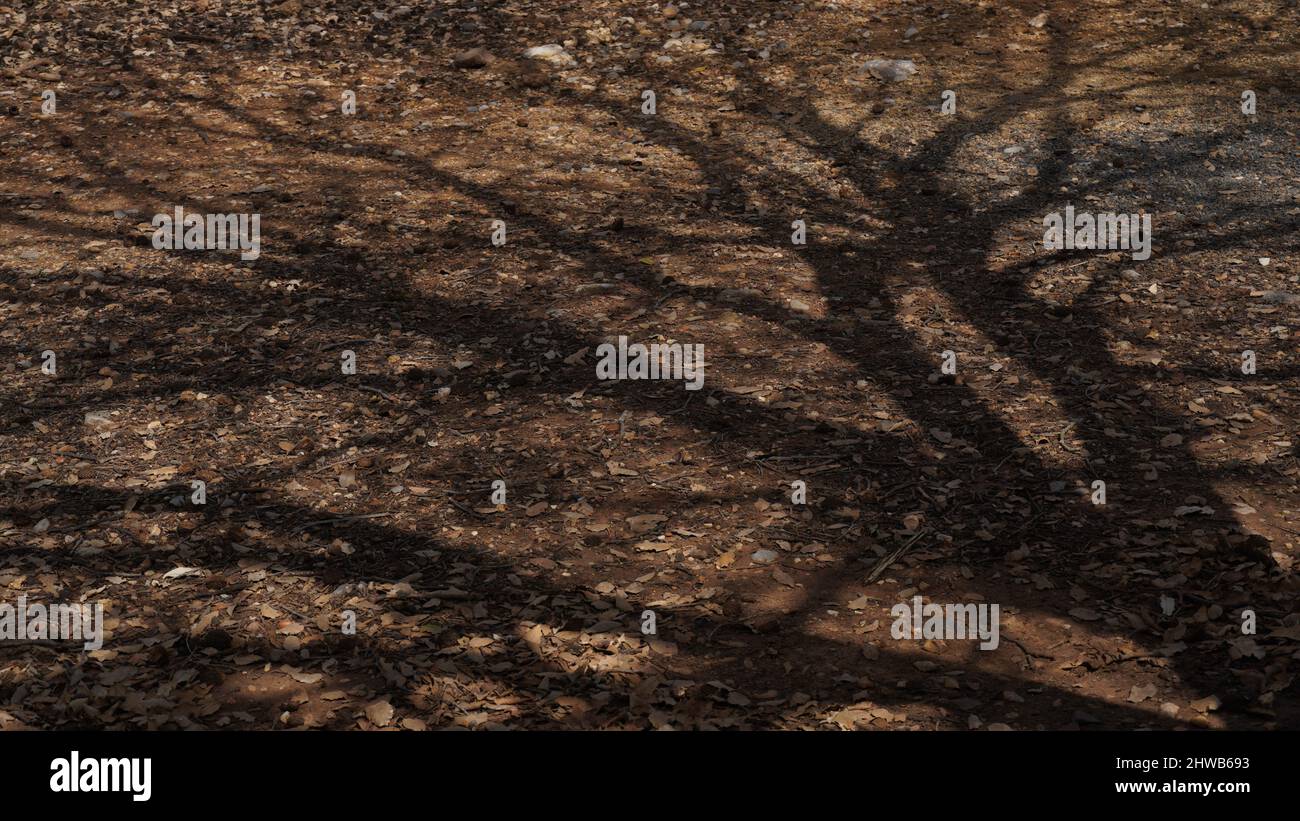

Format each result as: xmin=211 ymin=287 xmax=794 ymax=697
xmin=1005 ymin=635 xmax=1056 ymax=663
xmin=1057 ymin=421 xmax=1082 ymax=453
xmin=444 ymin=492 xmax=487 ymax=519
xmin=880 ymin=480 xmax=920 ymax=501
xmin=290 ymin=512 xmax=392 ymax=533
xmin=866 ymin=530 xmax=924 ymax=584
xmin=1094 ymin=652 xmax=1160 ymax=668
xmin=321 ymin=338 xmax=375 ymax=351
xmin=757 ymin=454 xmax=838 ymax=461
xmin=356 ymin=384 xmax=397 ymax=401
xmin=743 ymin=454 xmax=779 ymax=473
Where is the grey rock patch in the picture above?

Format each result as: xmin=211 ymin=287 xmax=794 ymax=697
xmin=860 ymin=58 xmax=917 ymax=81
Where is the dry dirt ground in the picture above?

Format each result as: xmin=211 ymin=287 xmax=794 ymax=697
xmin=1 ymin=0 xmax=1298 ymax=730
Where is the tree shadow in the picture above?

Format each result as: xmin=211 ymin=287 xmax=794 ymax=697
xmin=2 ymin=0 xmax=1296 ymax=728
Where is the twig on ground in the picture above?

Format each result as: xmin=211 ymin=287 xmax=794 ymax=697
xmin=290 ymin=512 xmax=393 ymax=533
xmin=445 ymin=492 xmax=487 ymax=519
xmin=866 ymin=530 xmax=924 ymax=583
xmin=357 ymin=384 xmax=397 ymax=401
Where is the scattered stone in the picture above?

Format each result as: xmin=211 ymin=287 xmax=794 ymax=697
xmin=1190 ymin=695 xmax=1222 ymax=714
xmin=452 ymin=48 xmax=494 ymax=69
xmin=575 ymin=282 xmax=619 ymax=295
xmin=83 ymin=411 xmax=115 ymax=430
xmin=860 ymin=58 xmax=917 ymax=82
xmin=1259 ymin=290 xmax=1300 ymax=305
xmin=663 ymin=35 xmax=712 ymax=53
xmin=523 ymin=44 xmax=575 ymax=67
xmin=751 ymin=548 xmax=779 ymax=564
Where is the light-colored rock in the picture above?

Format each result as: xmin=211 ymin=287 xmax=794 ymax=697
xmin=860 ymin=58 xmax=917 ymax=82
xmin=1260 ymin=290 xmax=1300 ymax=305
xmin=523 ymin=44 xmax=575 ymax=66
xmin=83 ymin=411 xmax=114 ymax=429
xmin=663 ymin=34 xmax=712 ymax=52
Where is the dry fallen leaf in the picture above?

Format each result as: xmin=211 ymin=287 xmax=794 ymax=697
xmin=1127 ymin=683 xmax=1157 ymax=703
xmin=364 ymin=700 xmax=394 ymax=728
